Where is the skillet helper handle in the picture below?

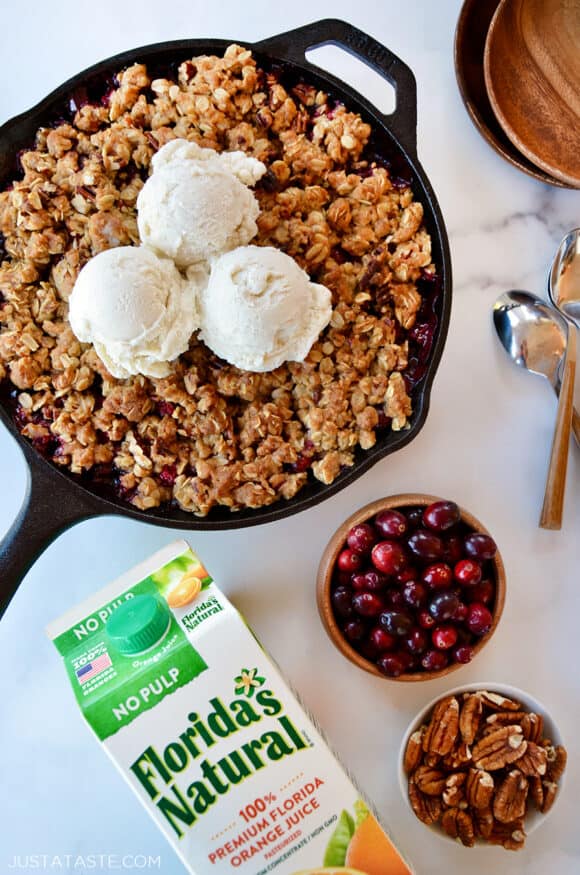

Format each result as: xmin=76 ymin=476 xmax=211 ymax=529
xmin=539 ymin=325 xmax=577 ymax=529
xmin=0 ymin=445 xmax=101 ymax=619
xmin=256 ymin=19 xmax=417 ymax=155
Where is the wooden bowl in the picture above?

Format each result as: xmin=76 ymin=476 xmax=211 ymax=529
xmin=454 ymin=0 xmax=570 ymax=188
xmin=484 ymin=0 xmax=580 ymax=188
xmin=316 ymin=494 xmax=506 ymax=682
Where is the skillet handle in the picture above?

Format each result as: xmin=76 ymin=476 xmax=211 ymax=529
xmin=256 ymin=18 xmax=417 ymax=156
xmin=0 ymin=441 xmax=102 ymax=619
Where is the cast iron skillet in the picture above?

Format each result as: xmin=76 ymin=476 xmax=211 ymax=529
xmin=0 ymin=19 xmax=452 ymax=618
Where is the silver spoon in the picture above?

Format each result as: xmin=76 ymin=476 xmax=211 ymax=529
xmin=493 ymin=291 xmax=580 ymax=447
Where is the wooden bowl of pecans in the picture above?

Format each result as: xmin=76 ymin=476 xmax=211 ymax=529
xmin=398 ymin=683 xmax=567 ymax=850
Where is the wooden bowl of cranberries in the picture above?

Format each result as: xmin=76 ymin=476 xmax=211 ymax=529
xmin=316 ymin=494 xmax=506 ymax=680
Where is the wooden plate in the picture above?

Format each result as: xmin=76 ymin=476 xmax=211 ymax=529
xmin=484 ymin=0 xmax=580 ymax=188
xmin=454 ymin=0 xmax=569 ymax=187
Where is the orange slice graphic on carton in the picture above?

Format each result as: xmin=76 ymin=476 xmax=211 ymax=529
xmin=166 ymin=570 xmax=203 ymax=608
xmin=346 ymin=812 xmax=411 ymax=875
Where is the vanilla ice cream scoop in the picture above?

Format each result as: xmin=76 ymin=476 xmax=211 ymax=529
xmin=68 ymin=246 xmax=200 ymax=379
xmin=137 ymin=139 xmax=266 ymax=269
xmin=199 ymin=245 xmax=333 ymax=372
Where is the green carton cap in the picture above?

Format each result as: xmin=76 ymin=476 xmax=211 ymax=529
xmin=106 ymin=595 xmax=171 ymax=655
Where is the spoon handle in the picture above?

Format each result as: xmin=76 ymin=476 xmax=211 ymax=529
xmin=540 ymin=326 xmax=577 ymax=530
xmin=552 ymin=386 xmax=580 ymax=447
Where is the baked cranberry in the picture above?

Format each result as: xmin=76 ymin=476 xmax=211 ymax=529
xmin=337 ymin=549 xmax=363 ymax=573
xmin=361 ymin=570 xmax=388 ymax=591
xmin=375 ymin=510 xmax=408 ymax=539
xmin=403 ymin=580 xmax=428 ymax=609
xmin=347 ymin=523 xmax=376 ymax=554
xmin=466 ymin=579 xmax=495 ymax=605
xmin=332 ymin=587 xmax=353 ymax=619
xmin=405 ymin=507 xmax=424 ymax=529
xmin=452 ymin=602 xmax=469 ymax=622
xmin=352 ymin=592 xmax=384 ymax=618
xmin=377 ymin=653 xmax=408 ymax=677
xmin=421 ymin=649 xmax=449 ymax=671
xmin=443 ymin=535 xmax=464 ymax=564
xmin=422 ymin=562 xmax=453 ymax=590
xmin=371 ymin=540 xmax=407 ymax=575
xmin=379 ymin=610 xmax=413 ymax=636
xmin=407 ymin=530 xmax=443 ymax=561
xmin=405 ymin=628 xmax=429 ymax=654
xmin=454 ymin=559 xmax=482 ymax=586
xmin=464 ymin=533 xmax=497 ymax=561
xmin=467 ymin=603 xmax=493 ymax=636
xmin=454 ymin=644 xmax=475 ymax=664
xmin=418 ymin=609 xmax=436 ymax=629
xmin=432 ymin=625 xmax=458 ymax=650
xmin=351 ymin=573 xmax=368 ymax=591
xmin=159 ymin=464 xmax=177 ymax=485
xmin=342 ymin=619 xmax=367 ymax=643
xmin=428 ymin=591 xmax=460 ymax=621
xmin=422 ymin=500 xmax=460 ymax=532
xmin=370 ymin=626 xmax=396 ymax=652
xmin=157 ymin=401 xmax=176 ymax=417
xmin=396 ymin=566 xmax=419 ymax=584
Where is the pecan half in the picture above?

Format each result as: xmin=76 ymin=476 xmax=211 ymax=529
xmin=546 ymin=744 xmax=567 ymax=782
xmin=404 ymin=728 xmax=424 ymax=775
xmin=414 ymin=765 xmax=447 ymax=796
xmin=408 ymin=777 xmax=442 ymax=825
xmin=465 ymin=768 xmax=494 ymax=809
xmin=478 ymin=691 xmax=521 ymax=711
xmin=473 ymin=805 xmax=494 ymax=839
xmin=472 ymin=725 xmax=527 ymax=770
xmin=493 ymin=770 xmax=529 ymax=823
xmin=440 ymin=808 xmax=475 ymax=847
xmin=486 ymin=710 xmax=527 ymax=727
xmin=540 ymin=780 xmax=558 ymax=814
xmin=422 ymin=696 xmax=459 ymax=756
xmin=459 ymin=694 xmax=482 ymax=744
xmin=442 ymin=740 xmax=472 ymax=770
xmin=489 ymin=818 xmax=526 ymax=851
xmin=520 ymin=712 xmax=543 ymax=743
xmin=529 ymin=776 xmax=544 ymax=810
xmin=516 ymin=742 xmax=548 ymax=777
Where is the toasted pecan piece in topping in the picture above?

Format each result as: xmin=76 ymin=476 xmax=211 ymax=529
xmin=465 ymin=768 xmax=494 ymax=809
xmin=422 ymin=695 xmax=459 ymax=757
xmin=459 ymin=693 xmax=482 ymax=745
xmin=472 ymin=725 xmax=527 ymax=770
xmin=493 ymin=770 xmax=529 ymax=823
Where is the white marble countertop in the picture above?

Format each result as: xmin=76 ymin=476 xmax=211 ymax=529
xmin=1 ymin=1 xmax=579 ymax=872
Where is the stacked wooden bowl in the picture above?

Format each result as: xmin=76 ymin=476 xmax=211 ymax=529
xmin=455 ymin=0 xmax=580 ymax=189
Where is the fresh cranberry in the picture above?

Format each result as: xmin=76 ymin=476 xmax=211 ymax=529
xmin=335 ymin=570 xmax=352 ymax=587
xmin=428 ymin=591 xmax=460 ymax=621
xmin=370 ymin=626 xmax=396 ymax=652
xmin=351 ymin=573 xmax=368 ymax=591
xmin=432 ymin=625 xmax=458 ymax=650
xmin=421 ymin=649 xmax=449 ymax=672
xmin=422 ymin=562 xmax=453 ymax=590
xmin=377 ymin=653 xmax=408 ymax=677
xmin=375 ymin=510 xmax=408 ymax=539
xmin=337 ymin=549 xmax=363 ymax=573
xmin=405 ymin=507 xmax=425 ymax=529
xmin=396 ymin=566 xmax=419 ymax=584
xmin=403 ymin=580 xmax=428 ymax=609
xmin=422 ymin=500 xmax=460 ymax=532
xmin=347 ymin=523 xmax=376 ymax=554
xmin=371 ymin=540 xmax=407 ymax=575
xmin=454 ymin=644 xmax=475 ymax=664
xmin=467 ymin=603 xmax=493 ymax=636
xmin=464 ymin=533 xmax=497 ymax=561
xmin=443 ymin=535 xmax=464 ymax=564
xmin=452 ymin=602 xmax=469 ymax=622
xmin=418 ymin=609 xmax=436 ymax=629
xmin=352 ymin=592 xmax=384 ymax=618
xmin=332 ymin=587 xmax=353 ymax=619
xmin=405 ymin=628 xmax=429 ymax=655
xmin=358 ymin=638 xmax=380 ymax=661
xmin=407 ymin=530 xmax=443 ymax=561
xmin=361 ymin=570 xmax=387 ymax=591
xmin=342 ymin=619 xmax=367 ymax=643
xmin=379 ymin=610 xmax=413 ymax=636
xmin=466 ymin=579 xmax=495 ymax=605
xmin=454 ymin=559 xmax=482 ymax=586
xmin=385 ymin=588 xmax=406 ymax=609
